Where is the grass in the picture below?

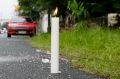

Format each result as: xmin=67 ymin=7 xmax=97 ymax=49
xmin=29 ymin=33 xmax=51 ymax=50
xmin=29 ymin=22 xmax=120 ymax=79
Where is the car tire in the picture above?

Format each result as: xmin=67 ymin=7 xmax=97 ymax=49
xmin=29 ymin=34 xmax=33 ymax=37
xmin=33 ymin=28 xmax=36 ymax=35
xmin=7 ymin=34 xmax=11 ymax=38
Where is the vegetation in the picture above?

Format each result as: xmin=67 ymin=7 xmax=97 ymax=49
xmin=67 ymin=0 xmax=87 ymax=20
xmin=18 ymin=0 xmax=120 ymax=20
xmin=29 ymin=22 xmax=120 ymax=79
xmin=18 ymin=0 xmax=120 ymax=79
xmin=18 ymin=0 xmax=68 ymax=20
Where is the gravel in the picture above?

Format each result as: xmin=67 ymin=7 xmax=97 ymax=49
xmin=0 ymin=35 xmax=103 ymax=79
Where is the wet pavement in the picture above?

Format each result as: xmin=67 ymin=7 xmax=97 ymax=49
xmin=0 ymin=34 xmax=103 ymax=79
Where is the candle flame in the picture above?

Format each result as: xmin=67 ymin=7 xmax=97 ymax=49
xmin=53 ymin=7 xmax=58 ymax=16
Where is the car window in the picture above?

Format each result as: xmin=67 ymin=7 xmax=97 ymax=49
xmin=26 ymin=17 xmax=33 ymax=22
xmin=11 ymin=17 xmax=33 ymax=23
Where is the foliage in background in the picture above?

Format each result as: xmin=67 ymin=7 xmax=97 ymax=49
xmin=67 ymin=0 xmax=87 ymax=20
xmin=18 ymin=0 xmax=51 ymax=20
xmin=82 ymin=0 xmax=120 ymax=16
xmin=18 ymin=0 xmax=120 ymax=21
xmin=18 ymin=0 xmax=69 ymax=20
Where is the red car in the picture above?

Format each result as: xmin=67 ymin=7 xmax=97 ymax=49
xmin=7 ymin=16 xmax=37 ymax=37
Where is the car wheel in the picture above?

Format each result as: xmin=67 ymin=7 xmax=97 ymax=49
xmin=7 ymin=34 xmax=11 ymax=38
xmin=33 ymin=28 xmax=36 ymax=35
xmin=29 ymin=34 xmax=33 ymax=37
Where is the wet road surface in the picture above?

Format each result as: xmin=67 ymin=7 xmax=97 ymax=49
xmin=0 ymin=34 xmax=103 ymax=79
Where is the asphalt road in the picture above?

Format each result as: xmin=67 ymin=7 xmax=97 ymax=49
xmin=0 ymin=34 xmax=104 ymax=79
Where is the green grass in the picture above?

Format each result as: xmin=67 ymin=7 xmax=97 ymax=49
xmin=29 ymin=22 xmax=120 ymax=79
xmin=29 ymin=33 xmax=51 ymax=50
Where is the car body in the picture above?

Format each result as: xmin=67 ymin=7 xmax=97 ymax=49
xmin=7 ymin=16 xmax=37 ymax=37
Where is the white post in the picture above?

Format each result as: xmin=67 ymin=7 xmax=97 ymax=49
xmin=51 ymin=17 xmax=60 ymax=73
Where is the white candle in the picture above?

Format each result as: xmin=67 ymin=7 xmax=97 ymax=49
xmin=51 ymin=17 xmax=60 ymax=73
